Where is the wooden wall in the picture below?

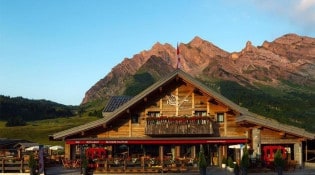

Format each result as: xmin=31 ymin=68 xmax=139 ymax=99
xmin=96 ymin=81 xmax=248 ymax=139
xmin=260 ymin=128 xmax=301 ymax=144
xmin=225 ymin=114 xmax=247 ymax=137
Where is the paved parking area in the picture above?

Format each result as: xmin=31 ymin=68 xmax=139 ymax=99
xmin=45 ymin=165 xmax=81 ymax=175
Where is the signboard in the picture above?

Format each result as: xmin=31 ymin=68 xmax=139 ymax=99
xmin=66 ymin=138 xmax=247 ymax=145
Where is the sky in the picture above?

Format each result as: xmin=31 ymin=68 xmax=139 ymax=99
xmin=1 ymin=0 xmax=315 ymax=106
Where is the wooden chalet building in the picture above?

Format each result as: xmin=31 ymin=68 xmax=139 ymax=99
xmin=50 ymin=69 xmax=314 ymax=172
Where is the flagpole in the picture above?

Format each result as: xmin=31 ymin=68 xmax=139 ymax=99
xmin=176 ymin=42 xmax=181 ymax=69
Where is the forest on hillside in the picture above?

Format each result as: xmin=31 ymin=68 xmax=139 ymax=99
xmin=216 ymin=81 xmax=315 ymax=132
xmin=0 ymin=95 xmax=76 ymax=126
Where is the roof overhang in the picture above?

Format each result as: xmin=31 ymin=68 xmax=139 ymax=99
xmin=236 ymin=114 xmax=315 ymax=140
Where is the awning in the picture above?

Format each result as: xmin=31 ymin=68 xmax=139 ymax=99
xmin=228 ymin=144 xmax=250 ymax=149
xmin=66 ymin=137 xmax=248 ymax=145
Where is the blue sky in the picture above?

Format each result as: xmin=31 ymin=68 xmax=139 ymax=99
xmin=1 ymin=0 xmax=315 ymax=105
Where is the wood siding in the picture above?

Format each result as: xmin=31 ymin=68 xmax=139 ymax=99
xmin=96 ymin=79 xmax=248 ymax=139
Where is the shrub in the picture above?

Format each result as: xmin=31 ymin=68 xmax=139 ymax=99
xmin=222 ymin=157 xmax=227 ymax=164
xmin=241 ymin=145 xmax=250 ymax=175
xmin=198 ymin=146 xmax=207 ymax=168
xmin=274 ymin=149 xmax=285 ymax=168
xmin=228 ymin=156 xmax=235 ymax=168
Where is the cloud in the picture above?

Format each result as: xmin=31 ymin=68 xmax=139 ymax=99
xmin=295 ymin=0 xmax=315 ymax=31
xmin=297 ymin=0 xmax=315 ymax=11
xmin=252 ymin=0 xmax=315 ymax=34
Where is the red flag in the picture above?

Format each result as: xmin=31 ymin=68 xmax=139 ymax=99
xmin=176 ymin=43 xmax=181 ymax=69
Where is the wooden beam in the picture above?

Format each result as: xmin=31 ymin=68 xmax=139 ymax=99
xmin=224 ymin=113 xmax=227 ymax=136
xmin=192 ymin=92 xmax=195 ymax=116
xmin=175 ymin=88 xmax=179 ymax=116
xmin=178 ymin=89 xmax=193 ymax=107
xmin=160 ymin=99 xmax=163 ymax=115
xmin=129 ymin=117 xmax=132 ymax=137
xmin=298 ymin=138 xmax=306 ymax=142
xmin=209 ymin=98 xmax=218 ymax=105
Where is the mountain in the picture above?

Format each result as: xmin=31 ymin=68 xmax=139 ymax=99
xmin=82 ymin=33 xmax=315 ymax=131
xmin=81 ymin=42 xmax=177 ymax=104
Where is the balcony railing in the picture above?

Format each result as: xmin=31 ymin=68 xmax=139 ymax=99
xmin=145 ymin=116 xmax=214 ymax=136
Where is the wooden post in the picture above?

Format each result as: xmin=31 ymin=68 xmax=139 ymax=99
xmin=18 ymin=148 xmax=21 ymax=160
xmin=2 ymin=159 xmax=5 ymax=173
xmin=192 ymin=92 xmax=195 ymax=115
xmin=224 ymin=113 xmax=227 ymax=136
xmin=159 ymin=146 xmax=164 ymax=166
xmin=176 ymin=88 xmax=179 ymax=116
xmin=207 ymin=100 xmax=210 ymax=115
xmin=175 ymin=146 xmax=180 ymax=158
xmin=191 ymin=145 xmax=196 ymax=159
xmin=20 ymin=159 xmax=24 ymax=173
xmin=160 ymin=99 xmax=163 ymax=115
xmin=306 ymin=140 xmax=308 ymax=162
xmin=141 ymin=156 xmax=144 ymax=171
xmin=219 ymin=145 xmax=226 ymax=167
xmin=124 ymin=159 xmax=126 ymax=171
xmin=129 ymin=117 xmax=132 ymax=137
xmin=105 ymin=159 xmax=108 ymax=172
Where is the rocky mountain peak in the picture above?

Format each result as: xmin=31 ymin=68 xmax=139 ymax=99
xmin=274 ymin=33 xmax=302 ymax=44
xmin=189 ymin=36 xmax=205 ymax=46
xmin=82 ymin=33 xmax=315 ymax=105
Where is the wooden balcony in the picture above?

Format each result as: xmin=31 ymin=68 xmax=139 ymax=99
xmin=145 ymin=116 xmax=214 ymax=136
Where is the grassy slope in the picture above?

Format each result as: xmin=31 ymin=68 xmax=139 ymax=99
xmin=0 ymin=116 xmax=99 ymax=145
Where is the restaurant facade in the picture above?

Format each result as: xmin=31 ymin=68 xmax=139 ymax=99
xmin=50 ymin=69 xmax=314 ymax=173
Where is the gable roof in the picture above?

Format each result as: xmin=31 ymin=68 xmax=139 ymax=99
xmin=236 ymin=112 xmax=314 ymax=139
xmin=0 ymin=138 xmax=34 ymax=149
xmin=50 ymin=69 xmax=315 ymax=140
xmin=13 ymin=142 xmax=39 ymax=149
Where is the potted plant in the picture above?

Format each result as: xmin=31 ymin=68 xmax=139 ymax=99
xmin=274 ymin=149 xmax=285 ymax=175
xmin=81 ymin=154 xmax=88 ymax=175
xmin=192 ymin=157 xmax=198 ymax=168
xmin=221 ymin=156 xmax=227 ymax=168
xmin=227 ymin=156 xmax=234 ymax=172
xmin=28 ymin=154 xmax=38 ymax=175
xmin=240 ymin=145 xmax=249 ymax=175
xmin=198 ymin=145 xmax=207 ymax=175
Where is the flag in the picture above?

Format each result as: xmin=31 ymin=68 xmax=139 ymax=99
xmin=176 ymin=43 xmax=181 ymax=69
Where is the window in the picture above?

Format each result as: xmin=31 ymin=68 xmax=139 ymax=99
xmin=216 ymin=113 xmax=224 ymax=123
xmin=195 ymin=111 xmax=207 ymax=116
xmin=147 ymin=111 xmax=160 ymax=117
xmin=131 ymin=114 xmax=139 ymax=123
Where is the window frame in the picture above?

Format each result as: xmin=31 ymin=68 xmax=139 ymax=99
xmin=147 ymin=111 xmax=160 ymax=117
xmin=131 ymin=113 xmax=140 ymax=124
xmin=216 ymin=112 xmax=224 ymax=123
